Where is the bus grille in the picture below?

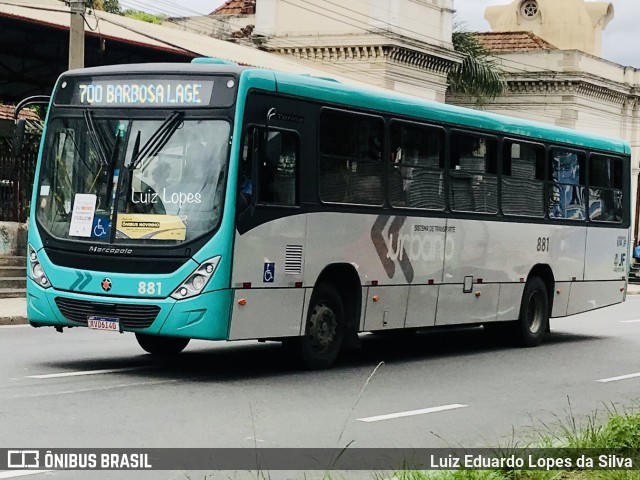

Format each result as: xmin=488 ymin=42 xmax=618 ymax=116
xmin=54 ymin=297 xmax=160 ymax=329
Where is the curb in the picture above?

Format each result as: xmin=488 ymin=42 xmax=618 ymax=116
xmin=0 ymin=316 xmax=28 ymax=326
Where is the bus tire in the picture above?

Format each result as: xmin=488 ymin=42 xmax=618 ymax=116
xmin=512 ymin=276 xmax=549 ymax=347
xmin=298 ymin=283 xmax=345 ymax=369
xmin=135 ymin=333 xmax=190 ymax=355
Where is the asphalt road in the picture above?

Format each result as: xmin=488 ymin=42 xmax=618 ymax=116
xmin=1 ymin=297 xmax=640 ymax=479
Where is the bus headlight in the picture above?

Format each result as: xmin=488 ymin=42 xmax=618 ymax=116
xmin=171 ymin=256 xmax=221 ymax=300
xmin=29 ymin=245 xmax=50 ymax=288
xmin=33 ymin=263 xmax=43 ymax=277
xmin=191 ymin=275 xmax=205 ymax=291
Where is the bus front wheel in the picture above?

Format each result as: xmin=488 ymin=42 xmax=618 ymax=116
xmin=135 ymin=333 xmax=190 ymax=355
xmin=294 ymin=283 xmax=345 ymax=369
xmin=512 ymin=276 xmax=549 ymax=347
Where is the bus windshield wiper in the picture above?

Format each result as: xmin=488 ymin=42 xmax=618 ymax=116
xmin=127 ymin=111 xmax=184 ymax=171
xmin=105 ymin=124 xmax=125 ymax=211
xmin=83 ymin=110 xmax=109 ymax=166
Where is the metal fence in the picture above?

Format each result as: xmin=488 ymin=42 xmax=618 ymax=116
xmin=0 ymin=152 xmax=37 ymax=222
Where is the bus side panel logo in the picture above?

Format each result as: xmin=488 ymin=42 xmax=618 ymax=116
xmin=371 ymin=216 xmax=396 ymax=278
xmin=371 ymin=215 xmax=414 ymax=283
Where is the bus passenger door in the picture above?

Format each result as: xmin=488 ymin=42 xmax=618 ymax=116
xmin=231 ymin=127 xmax=306 ymax=340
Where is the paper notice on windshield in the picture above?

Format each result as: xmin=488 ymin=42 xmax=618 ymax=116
xmin=116 ymin=214 xmax=186 ymax=240
xmin=69 ymin=194 xmax=97 ymax=238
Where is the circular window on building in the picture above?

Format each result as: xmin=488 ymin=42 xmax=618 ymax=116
xmin=520 ymin=0 xmax=539 ymax=18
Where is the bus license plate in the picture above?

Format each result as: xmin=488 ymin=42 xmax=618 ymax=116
xmin=87 ymin=316 xmax=120 ymax=332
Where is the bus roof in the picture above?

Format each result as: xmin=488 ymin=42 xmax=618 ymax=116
xmin=59 ymin=63 xmax=630 ymax=155
xmin=266 ymin=70 xmax=630 ymax=156
xmin=60 ymin=62 xmax=248 ymax=77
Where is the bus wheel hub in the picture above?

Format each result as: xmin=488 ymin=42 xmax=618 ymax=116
xmin=309 ymin=303 xmax=337 ymax=348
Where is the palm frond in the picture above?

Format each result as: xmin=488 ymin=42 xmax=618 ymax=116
xmin=448 ymin=30 xmax=506 ymax=101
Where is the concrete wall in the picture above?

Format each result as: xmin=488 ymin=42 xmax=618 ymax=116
xmin=0 ymin=222 xmax=27 ymax=256
xmin=166 ymin=15 xmax=250 ymax=37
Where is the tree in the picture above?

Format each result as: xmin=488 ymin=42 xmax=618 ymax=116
xmin=71 ymin=0 xmax=163 ymax=23
xmin=123 ymin=10 xmax=165 ymax=24
xmin=448 ymin=26 xmax=506 ymax=102
xmin=62 ymin=0 xmax=121 ymax=14
xmin=88 ymin=0 xmax=104 ymax=10
xmin=102 ymin=0 xmax=121 ymax=14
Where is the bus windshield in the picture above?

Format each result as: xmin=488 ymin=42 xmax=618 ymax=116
xmin=36 ymin=113 xmax=230 ymax=245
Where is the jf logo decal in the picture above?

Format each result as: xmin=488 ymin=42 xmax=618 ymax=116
xmin=370 ymin=215 xmax=414 ymax=283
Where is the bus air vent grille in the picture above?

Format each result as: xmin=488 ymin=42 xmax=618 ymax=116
xmin=54 ymin=297 xmax=160 ymax=329
xmin=285 ymin=245 xmax=303 ymax=275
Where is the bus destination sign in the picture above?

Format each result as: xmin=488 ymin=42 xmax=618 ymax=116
xmin=57 ymin=76 xmax=236 ymax=108
xmin=76 ymin=80 xmax=213 ymax=106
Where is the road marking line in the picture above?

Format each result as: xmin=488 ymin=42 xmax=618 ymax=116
xmin=357 ymin=404 xmax=467 ymax=423
xmin=27 ymin=366 xmax=153 ymax=379
xmin=6 ymin=379 xmax=179 ymax=400
xmin=0 ymin=471 xmax=52 ymax=479
xmin=619 ymin=319 xmax=640 ymax=323
xmin=0 ymin=324 xmax=31 ymax=329
xmin=597 ymin=372 xmax=640 ymax=383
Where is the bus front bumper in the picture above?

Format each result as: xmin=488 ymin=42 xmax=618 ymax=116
xmin=26 ymin=278 xmax=232 ymax=340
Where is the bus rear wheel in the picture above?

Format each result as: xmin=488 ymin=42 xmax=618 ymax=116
xmin=512 ymin=276 xmax=549 ymax=347
xmin=294 ymin=283 xmax=345 ymax=370
xmin=135 ymin=333 xmax=190 ymax=355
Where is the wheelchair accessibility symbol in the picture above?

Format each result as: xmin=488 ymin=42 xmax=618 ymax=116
xmin=91 ymin=216 xmax=109 ymax=239
xmin=263 ymin=263 xmax=275 ymax=283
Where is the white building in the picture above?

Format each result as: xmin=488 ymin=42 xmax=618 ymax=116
xmin=169 ymin=0 xmax=462 ymax=102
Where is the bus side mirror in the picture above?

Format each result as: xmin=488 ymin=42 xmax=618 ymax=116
xmin=13 ymin=119 xmax=26 ymax=157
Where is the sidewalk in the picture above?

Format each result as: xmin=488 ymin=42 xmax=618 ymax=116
xmin=2 ymin=284 xmax=640 ymax=326
xmin=0 ymin=296 xmax=27 ymax=325
xmin=628 ymin=283 xmax=640 ymax=295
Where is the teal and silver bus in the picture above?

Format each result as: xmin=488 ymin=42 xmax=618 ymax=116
xmin=24 ymin=59 xmax=631 ymax=369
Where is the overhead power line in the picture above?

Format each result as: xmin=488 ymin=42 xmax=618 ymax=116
xmin=119 ymin=0 xmax=556 ymax=76
xmin=91 ymin=0 xmax=639 ymax=122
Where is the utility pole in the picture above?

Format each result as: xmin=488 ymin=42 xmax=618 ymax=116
xmin=68 ymin=0 xmax=85 ymax=69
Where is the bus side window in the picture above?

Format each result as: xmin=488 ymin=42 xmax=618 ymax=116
xmin=449 ymin=132 xmax=498 ymax=214
xmin=257 ymin=130 xmax=298 ymax=206
xmin=589 ymin=155 xmax=623 ymax=223
xmin=389 ymin=122 xmax=444 ymax=210
xmin=502 ymin=141 xmax=545 ymax=217
xmin=236 ymin=128 xmax=258 ymax=216
xmin=548 ymin=148 xmax=586 ymax=220
xmin=319 ymin=110 xmax=384 ymax=205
